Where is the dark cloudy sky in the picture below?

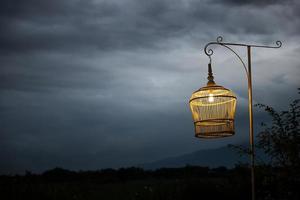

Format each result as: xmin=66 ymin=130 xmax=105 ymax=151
xmin=0 ymin=0 xmax=299 ymax=174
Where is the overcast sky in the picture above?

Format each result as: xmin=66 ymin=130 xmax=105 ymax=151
xmin=0 ymin=0 xmax=299 ymax=174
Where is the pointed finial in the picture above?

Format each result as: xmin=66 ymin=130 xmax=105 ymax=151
xmin=207 ymin=63 xmax=215 ymax=86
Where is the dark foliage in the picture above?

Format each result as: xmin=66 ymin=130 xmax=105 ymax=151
xmin=255 ymin=88 xmax=300 ymax=167
xmin=1 ymin=165 xmax=298 ymax=200
xmin=229 ymin=88 xmax=300 ymax=200
xmin=0 ymin=166 xmax=251 ymax=200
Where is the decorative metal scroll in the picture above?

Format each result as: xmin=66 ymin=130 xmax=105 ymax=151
xmin=203 ymin=36 xmax=282 ymax=78
xmin=204 ymin=36 xmax=282 ymax=57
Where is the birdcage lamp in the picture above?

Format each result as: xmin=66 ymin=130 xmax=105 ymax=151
xmin=189 ymin=63 xmax=237 ymax=138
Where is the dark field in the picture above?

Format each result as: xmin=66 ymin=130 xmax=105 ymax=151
xmin=1 ymin=165 xmax=299 ymax=200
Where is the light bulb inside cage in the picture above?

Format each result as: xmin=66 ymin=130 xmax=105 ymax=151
xmin=189 ymin=63 xmax=237 ymax=138
xmin=208 ymin=93 xmax=214 ymax=103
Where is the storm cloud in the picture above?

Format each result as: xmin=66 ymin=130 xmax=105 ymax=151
xmin=0 ymin=0 xmax=299 ymax=174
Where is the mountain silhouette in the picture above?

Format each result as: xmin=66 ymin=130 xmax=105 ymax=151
xmin=140 ymin=145 xmax=251 ymax=169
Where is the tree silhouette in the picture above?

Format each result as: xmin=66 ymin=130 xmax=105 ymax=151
xmin=229 ymin=88 xmax=300 ymax=200
xmin=255 ymin=88 xmax=300 ymax=167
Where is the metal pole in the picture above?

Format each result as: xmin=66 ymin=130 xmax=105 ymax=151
xmin=203 ymin=37 xmax=281 ymax=200
xmin=247 ymin=46 xmax=255 ymax=200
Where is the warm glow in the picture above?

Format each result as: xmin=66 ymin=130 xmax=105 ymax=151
xmin=208 ymin=93 xmax=214 ymax=102
xmin=189 ymin=85 xmax=237 ymax=138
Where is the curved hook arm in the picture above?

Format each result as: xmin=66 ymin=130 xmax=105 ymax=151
xmin=204 ymin=36 xmax=282 ymax=57
xmin=204 ymin=36 xmax=282 ymax=80
xmin=219 ymin=43 xmax=249 ymax=79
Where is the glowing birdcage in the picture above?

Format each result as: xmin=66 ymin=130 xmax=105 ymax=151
xmin=189 ymin=64 xmax=237 ymax=138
